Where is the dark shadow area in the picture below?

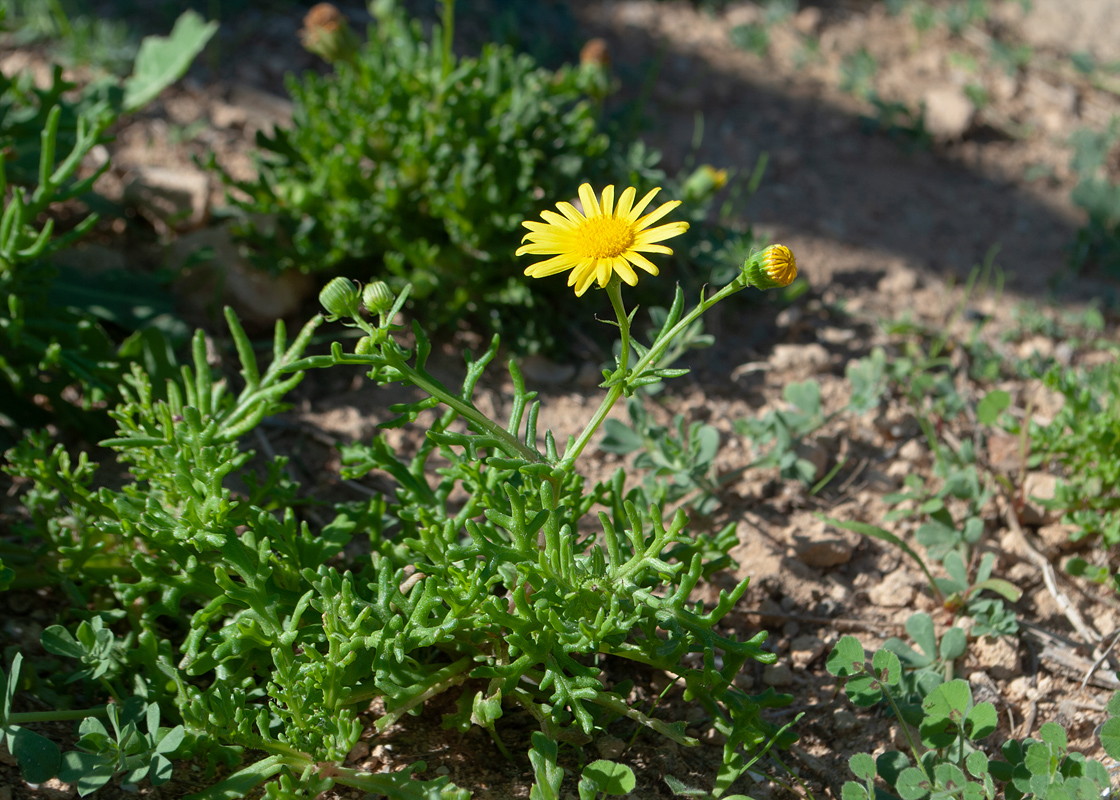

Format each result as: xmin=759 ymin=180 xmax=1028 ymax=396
xmin=44 ymin=0 xmax=1117 ymax=307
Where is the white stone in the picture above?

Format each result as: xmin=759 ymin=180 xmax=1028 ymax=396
xmin=923 ymin=87 xmax=974 ymax=140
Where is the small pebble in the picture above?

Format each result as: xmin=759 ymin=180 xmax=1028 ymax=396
xmin=834 ymin=709 xmax=858 ymax=733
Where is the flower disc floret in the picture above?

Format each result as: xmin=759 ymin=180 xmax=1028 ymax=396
xmin=516 ymin=183 xmax=690 ymax=296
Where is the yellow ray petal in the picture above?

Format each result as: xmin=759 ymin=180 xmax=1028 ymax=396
xmin=626 ymin=187 xmax=661 ymax=221
xmin=600 ymin=185 xmax=615 ymax=217
xmin=633 ymin=221 xmax=691 ymax=244
xmin=516 ymin=242 xmax=567 ymax=256
xmin=540 ymin=209 xmax=578 ymax=228
xmin=524 ymin=253 xmax=581 ymax=276
xmin=623 ymin=250 xmax=660 ymax=275
xmin=578 ymin=184 xmax=600 ymax=217
xmin=634 ymin=200 xmax=683 ymax=231
xmin=631 ymin=243 xmax=673 ymax=255
xmin=615 ymin=186 xmax=636 ymax=220
xmin=555 ymin=201 xmax=585 ymax=224
xmin=612 ymin=258 xmax=638 ymax=286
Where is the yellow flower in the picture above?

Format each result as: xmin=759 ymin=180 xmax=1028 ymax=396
xmin=744 ymin=244 xmax=797 ymax=289
xmin=516 ymin=183 xmax=690 ymax=297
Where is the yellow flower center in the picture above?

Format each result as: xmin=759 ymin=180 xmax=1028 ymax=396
xmin=576 ymin=216 xmax=635 ymax=259
xmin=763 ymin=245 xmax=796 ymax=284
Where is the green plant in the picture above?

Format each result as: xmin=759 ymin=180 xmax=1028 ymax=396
xmin=1068 ymin=117 xmax=1120 ymax=277
xmin=0 ymin=10 xmax=215 ymax=443
xmin=827 ymin=635 xmax=1116 ymax=800
xmin=1024 ymin=353 xmax=1120 ymax=545
xmin=222 ymin=0 xmax=674 ymax=351
xmin=735 ymin=380 xmax=828 ymax=484
xmin=3 ymin=242 xmax=803 ymax=797
xmin=841 ymin=49 xmax=878 ymax=100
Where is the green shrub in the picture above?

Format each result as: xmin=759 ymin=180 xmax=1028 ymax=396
xmin=0 ymin=11 xmax=215 ymax=444
xmin=2 ymin=246 xmax=801 ymax=797
xmin=219 ymin=0 xmax=744 ymax=352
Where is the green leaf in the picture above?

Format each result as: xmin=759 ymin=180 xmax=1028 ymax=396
xmin=943 ymin=551 xmax=969 ymax=590
xmin=599 ymin=419 xmax=644 ymax=454
xmin=1107 ymin=690 xmax=1120 ymax=717
xmin=580 ymin=761 xmax=636 ymax=796
xmin=1038 ymin=721 xmax=1068 ymax=752
xmin=965 ymin=702 xmax=998 ymax=741
xmin=827 ymin=636 xmax=866 ymax=677
xmin=841 ymin=781 xmax=871 ymax=800
xmin=871 ymin=648 xmax=902 ymax=686
xmin=933 ymin=762 xmax=967 ymax=793
xmin=876 ymin=751 xmax=911 ymax=788
xmin=920 ymin=680 xmax=972 ymax=748
xmin=1101 ymin=717 xmax=1120 ymax=760
xmin=965 ymin=749 xmax=989 ymax=779
xmin=970 ymin=578 xmax=1022 ymax=602
xmin=123 ymin=11 xmax=218 ymax=112
xmin=977 ymin=390 xmax=1011 ymax=425
xmin=155 ymin=725 xmax=185 ymax=756
xmin=939 ymin=627 xmax=967 ymax=661
xmin=849 ymin=753 xmax=877 ymax=781
xmin=896 ymin=766 xmax=933 ymax=800
xmin=1023 ymin=741 xmax=1055 ymax=779
xmin=59 ymin=751 xmax=114 ymax=795
xmin=12 ymin=726 xmax=61 ymax=784
xmin=529 ymin=732 xmax=564 ymax=800
xmin=906 ymin=613 xmax=938 ymax=660
xmin=41 ymin=626 xmax=85 ymax=660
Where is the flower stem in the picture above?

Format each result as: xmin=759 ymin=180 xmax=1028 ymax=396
xmin=380 ymin=346 xmax=543 ymax=464
xmin=560 ymin=278 xmax=746 ymax=470
xmin=8 ymin=706 xmax=107 ymax=724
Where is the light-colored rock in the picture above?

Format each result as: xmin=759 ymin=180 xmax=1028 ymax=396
xmin=795 ymin=439 xmax=830 ymax=482
xmin=877 ymin=265 xmax=920 ymax=295
xmin=210 ymin=99 xmax=250 ymax=129
xmin=1021 ymin=0 xmax=1120 ymax=63
xmin=972 ymin=634 xmax=1021 ymax=681
xmin=124 ymin=165 xmax=210 ymax=232
xmin=833 ymin=709 xmax=858 ymax=733
xmin=762 ymin=663 xmax=794 ymax=687
xmin=576 ymin=361 xmax=604 ymax=389
xmin=1020 ymin=472 xmax=1060 ymax=525
xmin=596 ymin=735 xmax=626 ymax=759
xmin=1036 ymin=523 xmax=1079 ymax=552
xmin=898 ymin=438 xmax=928 ymax=466
xmin=228 ymin=84 xmax=293 ymax=136
xmin=769 ymin=343 xmax=830 ymax=375
xmin=1017 ymin=335 xmax=1054 ymax=360
xmin=868 ymin=568 xmax=918 ymax=608
xmin=793 ymin=6 xmax=822 ymax=34
xmin=520 ymin=355 xmax=577 ymax=385
xmin=923 ymin=87 xmax=975 ymax=140
xmin=790 ymin=635 xmax=827 ymax=669
xmin=347 ymin=741 xmax=370 ymax=763
xmin=986 ymin=431 xmax=1024 ymax=475
xmin=171 ymin=223 xmax=313 ymax=327
xmin=792 ymin=519 xmax=860 ymax=568
xmin=1005 ymin=675 xmax=1033 ymax=703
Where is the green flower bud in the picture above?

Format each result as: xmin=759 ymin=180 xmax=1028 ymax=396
xmin=362 ymin=280 xmax=395 ymax=315
xmin=682 ymin=164 xmax=729 ymax=203
xmin=299 ymin=4 xmax=360 ymax=65
xmin=355 ymin=335 xmax=375 ymax=355
xmin=319 ymin=277 xmax=361 ymax=318
xmin=743 ymin=244 xmax=797 ymax=290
